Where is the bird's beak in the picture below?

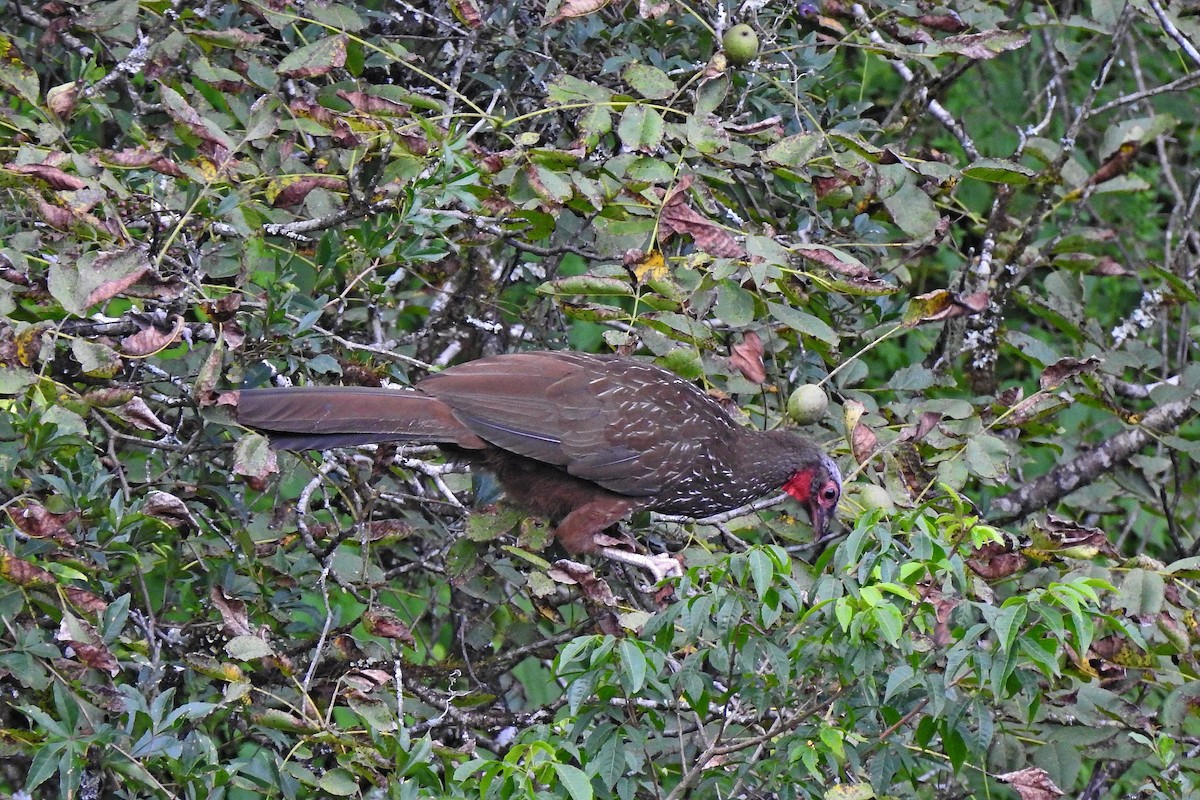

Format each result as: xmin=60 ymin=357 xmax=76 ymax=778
xmin=806 ymin=501 xmax=827 ymax=539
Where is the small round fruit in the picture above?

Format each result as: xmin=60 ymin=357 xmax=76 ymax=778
xmin=854 ymin=484 xmax=896 ymax=516
xmin=723 ymin=24 xmax=759 ymax=66
xmin=787 ymin=383 xmax=828 ymax=424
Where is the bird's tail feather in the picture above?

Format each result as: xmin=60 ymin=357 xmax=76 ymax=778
xmin=236 ymin=387 xmax=485 ymax=451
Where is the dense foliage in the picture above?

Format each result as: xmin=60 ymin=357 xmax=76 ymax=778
xmin=2 ymin=0 xmax=1199 ymax=798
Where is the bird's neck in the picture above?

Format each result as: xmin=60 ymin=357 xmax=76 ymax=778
xmin=729 ymin=428 xmax=820 ymax=489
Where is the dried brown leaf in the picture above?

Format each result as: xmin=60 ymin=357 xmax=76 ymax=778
xmin=9 ymin=163 xmax=88 ymax=190
xmin=996 ymin=767 xmax=1064 ymax=800
xmin=8 ymin=501 xmax=78 ymax=545
xmin=729 ymin=332 xmax=766 ymax=383
xmin=116 ymin=396 xmax=172 ymax=434
xmin=1039 ymin=355 xmax=1101 ymax=391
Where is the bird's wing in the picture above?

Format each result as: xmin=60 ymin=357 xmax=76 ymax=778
xmin=420 ymin=352 xmax=735 ymax=498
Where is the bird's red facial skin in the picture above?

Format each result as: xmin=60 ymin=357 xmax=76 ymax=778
xmin=784 ymin=467 xmax=840 ymax=537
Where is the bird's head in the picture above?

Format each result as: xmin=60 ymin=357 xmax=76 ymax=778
xmin=782 ymin=452 xmax=842 ymax=538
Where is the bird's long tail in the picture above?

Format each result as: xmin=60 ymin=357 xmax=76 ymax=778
xmin=236 ymin=387 xmax=486 ymax=451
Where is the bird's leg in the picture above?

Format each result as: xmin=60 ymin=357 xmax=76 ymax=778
xmin=596 ymin=546 xmax=683 ymax=583
xmin=554 ymin=498 xmax=681 ymax=584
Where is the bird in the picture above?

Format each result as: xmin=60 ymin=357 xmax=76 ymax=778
xmin=235 ymin=351 xmax=842 ymax=581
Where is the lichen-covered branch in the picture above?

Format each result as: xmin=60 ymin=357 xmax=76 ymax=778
xmin=991 ymin=392 xmax=1199 ymax=523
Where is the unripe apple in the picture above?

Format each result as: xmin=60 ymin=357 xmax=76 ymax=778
xmin=723 ymin=24 xmax=759 ymax=66
xmin=787 ymin=383 xmax=828 ymax=424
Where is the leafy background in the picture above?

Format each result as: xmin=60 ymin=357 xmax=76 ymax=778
xmin=2 ymin=0 xmax=1199 ymax=798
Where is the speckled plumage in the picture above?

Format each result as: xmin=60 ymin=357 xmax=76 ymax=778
xmin=237 ymin=351 xmax=842 ymax=562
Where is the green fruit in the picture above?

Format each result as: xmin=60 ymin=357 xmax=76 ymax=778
xmin=853 ymin=484 xmax=896 ymax=516
xmin=787 ymin=383 xmax=828 ymax=424
xmin=723 ymin=24 xmax=759 ymax=66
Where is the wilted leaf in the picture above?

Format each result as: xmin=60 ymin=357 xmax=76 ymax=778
xmin=902 ymin=289 xmax=989 ymax=327
xmin=7 ymin=501 xmax=78 ymax=545
xmin=144 ymin=490 xmax=198 ymax=530
xmin=270 ymin=175 xmax=348 ymax=208
xmin=8 ymin=162 xmax=88 ymax=190
xmin=924 ymin=30 xmax=1031 ymax=60
xmin=0 ymin=545 xmax=56 ymax=587
xmin=277 ymin=35 xmax=348 ymax=79
xmin=995 ymin=767 xmax=1064 ymax=800
xmin=48 ymin=247 xmax=151 ymax=316
xmin=1027 ymin=514 xmax=1118 ymax=560
xmin=363 ymin=610 xmax=416 ymax=644
xmin=1039 ymin=355 xmax=1101 ymax=390
xmin=115 ymin=396 xmax=172 ymax=434
xmin=729 ymin=332 xmax=766 ymax=383
xmin=632 ymin=250 xmax=668 ymax=282
xmin=233 ymin=433 xmax=278 ymax=479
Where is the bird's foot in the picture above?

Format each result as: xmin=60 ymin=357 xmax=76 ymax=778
xmin=597 ymin=547 xmax=683 ymax=584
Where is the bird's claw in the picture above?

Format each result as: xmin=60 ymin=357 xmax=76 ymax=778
xmin=597 ymin=547 xmax=683 ymax=584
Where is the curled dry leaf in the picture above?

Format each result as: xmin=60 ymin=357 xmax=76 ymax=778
xmin=903 ymin=289 xmax=990 ymax=327
xmin=120 ymin=314 xmax=185 ymax=356
xmin=211 ymin=587 xmax=253 ymax=637
xmin=116 ymin=396 xmax=172 ymax=434
xmin=728 ymin=332 xmax=766 ymax=383
xmin=144 ymin=490 xmax=198 ymax=530
xmin=843 ymin=399 xmax=879 ymax=466
xmin=965 ymin=540 xmax=1028 ymax=580
xmin=271 ymin=175 xmax=348 ymax=208
xmin=57 ymin=614 xmax=120 ymax=676
xmin=101 ymin=147 xmax=184 ymax=177
xmin=1038 ymin=355 xmax=1101 ymax=391
xmin=995 ymin=767 xmax=1064 ymax=800
xmin=544 ymin=0 xmax=609 ymax=26
xmin=548 ymin=559 xmax=617 ymax=608
xmin=9 ymin=163 xmax=88 ymax=190
xmin=0 ymin=544 xmax=57 ymax=587
xmin=1028 ymin=514 xmax=1118 ymax=560
xmin=363 ymin=610 xmax=416 ymax=645
xmin=7 ymin=501 xmax=79 ymax=545
xmin=658 ymin=177 xmax=745 ymax=258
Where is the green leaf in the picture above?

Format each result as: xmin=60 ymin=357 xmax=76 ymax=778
xmin=617 ymin=105 xmax=664 ymax=152
xmin=767 ymin=301 xmax=839 ymax=344
xmin=873 ymin=604 xmax=903 ymax=646
xmin=962 ymin=158 xmax=1038 ymax=185
xmin=225 ymin=635 xmax=275 ymax=661
xmin=318 ymin=768 xmax=359 ymax=796
xmin=547 ymin=75 xmax=614 ymax=104
xmin=992 ymin=601 xmax=1027 ymax=652
xmin=622 ymin=63 xmax=675 ymax=100
xmin=617 ymin=639 xmax=647 ymax=694
xmin=1114 ymin=569 xmax=1164 ymax=617
xmin=552 ymin=763 xmax=594 ymax=800
xmin=748 ymin=548 xmax=773 ymax=599
xmin=764 ymin=132 xmax=822 ymax=168
xmin=881 ymin=175 xmax=940 ymax=238
xmin=963 ymin=435 xmax=1011 ymax=480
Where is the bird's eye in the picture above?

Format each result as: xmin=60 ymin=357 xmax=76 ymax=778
xmin=822 ymin=485 xmax=839 ymax=502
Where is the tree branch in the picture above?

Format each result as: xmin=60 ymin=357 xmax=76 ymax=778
xmin=991 ymin=392 xmax=1200 ymax=523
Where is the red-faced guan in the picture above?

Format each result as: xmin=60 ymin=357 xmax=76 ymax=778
xmin=235 ymin=351 xmax=842 ymax=580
